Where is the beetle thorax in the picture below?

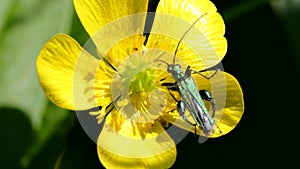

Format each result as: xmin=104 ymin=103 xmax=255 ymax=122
xmin=167 ymin=64 xmax=184 ymax=81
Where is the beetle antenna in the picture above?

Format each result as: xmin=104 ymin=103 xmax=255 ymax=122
xmin=173 ymin=13 xmax=208 ymax=64
xmin=154 ymin=59 xmax=170 ymax=66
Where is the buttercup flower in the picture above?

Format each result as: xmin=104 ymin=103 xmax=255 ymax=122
xmin=36 ymin=0 xmax=244 ymax=168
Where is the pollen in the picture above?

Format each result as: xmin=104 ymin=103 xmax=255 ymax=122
xmin=110 ymin=50 xmax=168 ymax=123
xmin=129 ymin=68 xmax=156 ymax=93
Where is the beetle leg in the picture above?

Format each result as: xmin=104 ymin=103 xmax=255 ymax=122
xmin=199 ymin=90 xmax=216 ymax=117
xmin=177 ymin=101 xmax=196 ymax=126
xmin=161 ymin=82 xmax=179 ymax=102
xmin=184 ymin=66 xmax=192 ymax=77
xmin=161 ymin=82 xmax=177 ymax=91
xmin=215 ymin=123 xmax=223 ymax=135
xmin=192 ymin=69 xmax=219 ymax=79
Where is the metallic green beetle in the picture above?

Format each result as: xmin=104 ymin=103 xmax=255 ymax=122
xmin=159 ymin=14 xmax=220 ymax=136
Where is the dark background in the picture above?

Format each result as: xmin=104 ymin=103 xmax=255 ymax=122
xmin=1 ymin=0 xmax=299 ymax=168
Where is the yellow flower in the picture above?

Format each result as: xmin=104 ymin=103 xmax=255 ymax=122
xmin=36 ymin=0 xmax=244 ymax=168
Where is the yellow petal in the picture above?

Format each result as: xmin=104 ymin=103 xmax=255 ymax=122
xmin=36 ymin=34 xmax=100 ymax=110
xmin=97 ymin=112 xmax=176 ymax=169
xmin=74 ymin=0 xmax=149 ymax=37
xmin=146 ymin=0 xmax=227 ymax=70
xmin=161 ymin=71 xmax=244 ymax=138
xmin=74 ymin=0 xmax=148 ymax=66
xmin=103 ymin=34 xmax=146 ymax=71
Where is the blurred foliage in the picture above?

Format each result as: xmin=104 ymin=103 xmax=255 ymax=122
xmin=0 ymin=0 xmax=73 ymax=127
xmin=0 ymin=0 xmax=298 ymax=168
xmin=271 ymin=0 xmax=300 ymax=77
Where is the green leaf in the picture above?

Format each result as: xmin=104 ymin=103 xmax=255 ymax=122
xmin=69 ymin=10 xmax=90 ymax=46
xmin=0 ymin=0 xmax=14 ymax=32
xmin=271 ymin=0 xmax=300 ymax=77
xmin=0 ymin=0 xmax=73 ymax=128
xmin=222 ymin=0 xmax=269 ymax=22
xmin=21 ymin=102 xmax=75 ymax=169
xmin=0 ymin=108 xmax=33 ymax=169
xmin=58 ymin=121 xmax=103 ymax=169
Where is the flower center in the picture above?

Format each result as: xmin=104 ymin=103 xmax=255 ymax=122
xmin=111 ymin=50 xmax=168 ymax=123
xmin=129 ymin=68 xmax=156 ymax=94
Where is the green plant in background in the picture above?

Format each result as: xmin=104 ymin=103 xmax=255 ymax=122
xmin=271 ymin=0 xmax=300 ymax=77
xmin=0 ymin=0 xmax=299 ymax=168
xmin=0 ymin=0 xmax=75 ymax=168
